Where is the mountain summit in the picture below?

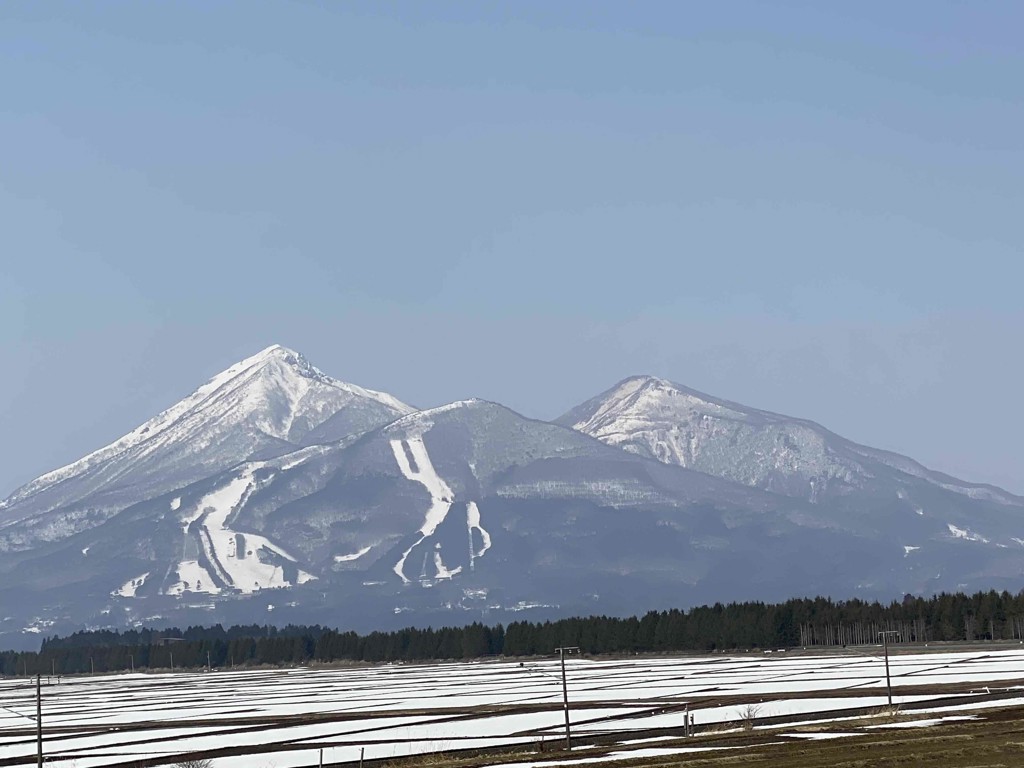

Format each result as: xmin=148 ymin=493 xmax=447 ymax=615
xmin=0 ymin=345 xmax=413 ymax=551
xmin=558 ymin=375 xmax=1020 ymax=506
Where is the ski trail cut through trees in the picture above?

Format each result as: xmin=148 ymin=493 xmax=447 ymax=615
xmin=165 ymin=469 xmax=315 ymax=595
xmin=390 ymin=435 xmax=490 ymax=583
xmin=391 ymin=436 xmax=454 ymax=582
xmin=466 ymin=501 xmax=491 ymax=571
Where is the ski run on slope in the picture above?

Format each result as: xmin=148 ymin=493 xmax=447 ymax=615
xmin=390 ymin=431 xmax=490 ymax=583
xmin=164 ymin=468 xmax=316 ymax=596
xmin=334 ymin=545 xmax=373 ymax=563
xmin=112 ymin=572 xmax=150 ymax=598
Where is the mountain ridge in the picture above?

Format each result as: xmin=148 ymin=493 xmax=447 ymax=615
xmin=558 ymin=374 xmax=1021 ymax=505
xmin=2 ymin=346 xmax=1022 ymax=649
xmin=0 ymin=345 xmax=414 ymax=550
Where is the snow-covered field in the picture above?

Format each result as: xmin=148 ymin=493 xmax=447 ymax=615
xmin=2 ymin=648 xmax=1023 ymax=767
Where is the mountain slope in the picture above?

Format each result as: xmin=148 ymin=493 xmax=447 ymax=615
xmin=7 ymin=393 xmax=1024 ymax=648
xmin=3 ymin=358 xmax=1024 ymax=648
xmin=0 ymin=345 xmax=413 ymax=552
xmin=0 ymin=398 xmax=826 ymax=640
xmin=558 ymin=375 xmax=1022 ymax=506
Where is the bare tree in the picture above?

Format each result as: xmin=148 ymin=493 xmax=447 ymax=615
xmin=738 ymin=703 xmax=761 ymax=730
xmin=174 ymin=760 xmax=213 ymax=768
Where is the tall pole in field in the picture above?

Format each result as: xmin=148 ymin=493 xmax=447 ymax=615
xmin=555 ymin=647 xmax=579 ymax=750
xmin=35 ymin=674 xmax=42 ymax=768
xmin=878 ymin=631 xmax=899 ymax=709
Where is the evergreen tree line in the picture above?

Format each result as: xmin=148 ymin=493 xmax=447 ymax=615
xmin=4 ymin=589 xmax=1024 ymax=677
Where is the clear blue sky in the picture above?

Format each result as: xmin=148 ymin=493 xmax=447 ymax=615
xmin=2 ymin=2 xmax=1022 ymax=495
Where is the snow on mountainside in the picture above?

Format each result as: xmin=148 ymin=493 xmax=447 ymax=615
xmin=558 ymin=375 xmax=1023 ymax=506
xmin=4 ymin=353 xmax=1024 ymax=648
xmin=0 ymin=345 xmax=414 ymax=549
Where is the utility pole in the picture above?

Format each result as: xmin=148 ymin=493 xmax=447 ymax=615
xmin=207 ymin=650 xmax=211 ymax=672
xmin=878 ymin=631 xmax=900 ymax=709
xmin=35 ymin=674 xmax=42 ymax=768
xmin=555 ymin=646 xmax=579 ymax=750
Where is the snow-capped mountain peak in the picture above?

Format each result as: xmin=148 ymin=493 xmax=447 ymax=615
xmin=241 ymin=345 xmax=411 ymax=416
xmin=207 ymin=344 xmax=414 ymax=442
xmin=559 ymin=375 xmax=1022 ymax=505
xmin=559 ymin=375 xmax=766 ymax=460
xmin=0 ymin=346 xmax=414 ymax=546
xmin=573 ymin=375 xmax=751 ymax=430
